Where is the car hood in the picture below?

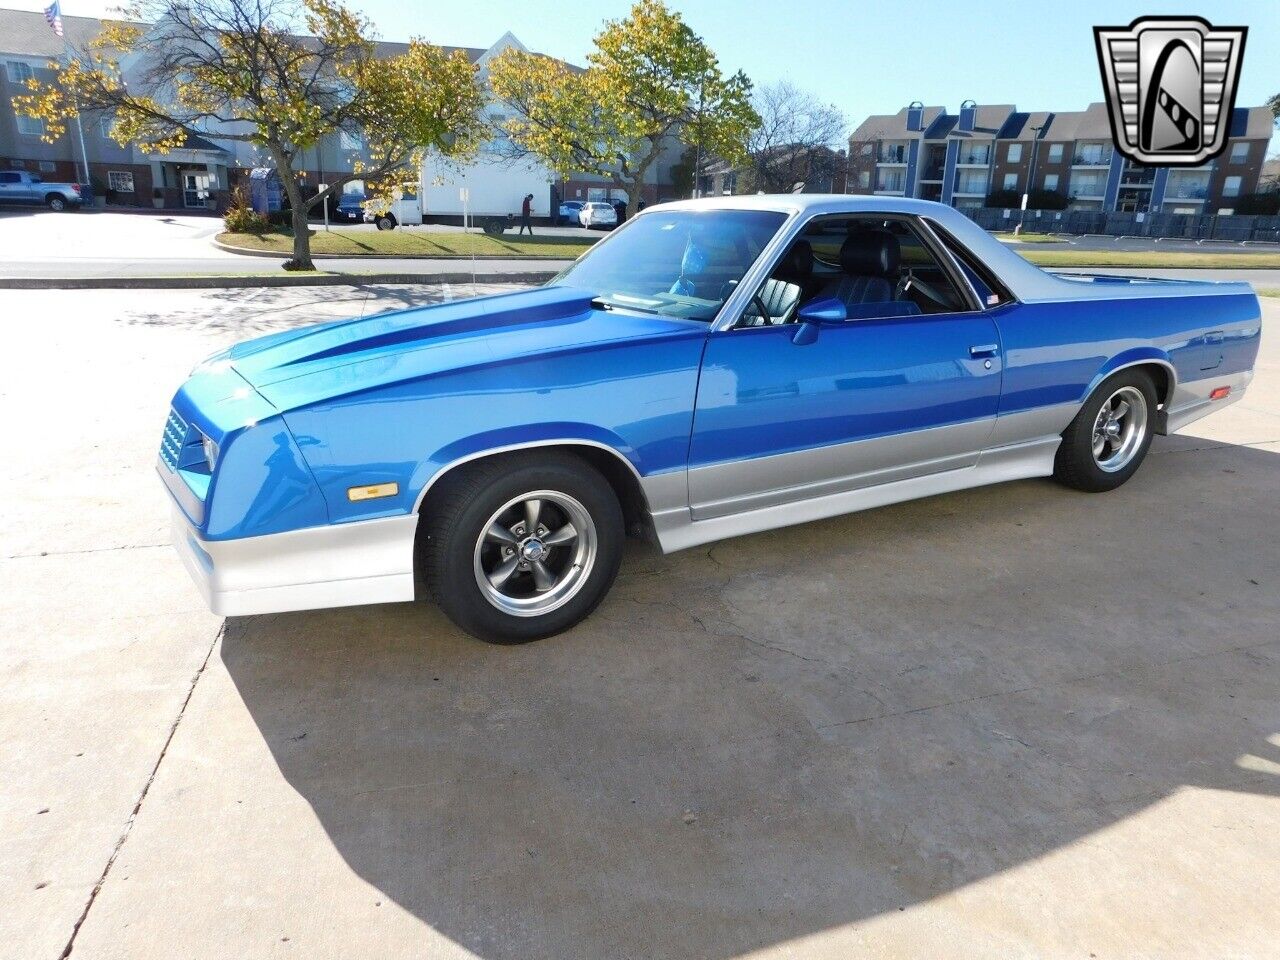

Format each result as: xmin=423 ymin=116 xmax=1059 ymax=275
xmin=218 ymin=285 xmax=707 ymax=410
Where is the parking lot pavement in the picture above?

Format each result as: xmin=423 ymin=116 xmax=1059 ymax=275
xmin=2 ymin=285 xmax=1278 ymax=959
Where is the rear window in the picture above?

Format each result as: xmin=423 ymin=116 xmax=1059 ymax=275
xmin=927 ymin=221 xmax=1015 ymax=307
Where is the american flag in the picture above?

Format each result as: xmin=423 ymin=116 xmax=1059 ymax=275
xmin=44 ymin=0 xmax=63 ymax=37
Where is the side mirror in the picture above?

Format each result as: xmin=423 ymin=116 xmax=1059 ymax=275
xmin=796 ymin=297 xmax=846 ymax=324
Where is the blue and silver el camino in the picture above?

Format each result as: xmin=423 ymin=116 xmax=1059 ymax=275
xmin=158 ymin=196 xmax=1261 ymax=642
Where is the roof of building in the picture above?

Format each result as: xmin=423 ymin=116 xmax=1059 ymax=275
xmin=0 ymin=6 xmax=489 ymax=61
xmin=849 ymin=106 xmax=946 ymax=142
xmin=850 ymin=100 xmax=1273 ymax=145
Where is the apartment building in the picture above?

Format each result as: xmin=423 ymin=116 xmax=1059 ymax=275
xmin=0 ymin=7 xmax=676 ymax=217
xmin=848 ymin=100 xmax=1273 ymax=215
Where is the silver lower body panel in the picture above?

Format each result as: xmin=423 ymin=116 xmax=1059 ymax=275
xmin=170 ymin=506 xmax=417 ymax=617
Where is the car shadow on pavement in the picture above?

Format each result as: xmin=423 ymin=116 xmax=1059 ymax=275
xmin=220 ymin=436 xmax=1280 ymax=959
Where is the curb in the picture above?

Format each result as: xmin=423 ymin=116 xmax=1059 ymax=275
xmin=211 ymin=236 xmax=584 ymax=261
xmin=0 ymin=271 xmax=557 ymax=290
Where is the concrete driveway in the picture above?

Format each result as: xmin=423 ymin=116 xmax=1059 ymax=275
xmin=2 ymin=285 xmax=1278 ymax=959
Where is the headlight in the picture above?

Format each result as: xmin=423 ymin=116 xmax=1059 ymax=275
xmin=200 ymin=432 xmax=220 ymax=470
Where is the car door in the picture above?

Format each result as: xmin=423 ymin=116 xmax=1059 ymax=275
xmin=687 ymin=214 xmax=1003 ymax=521
xmin=0 ymin=171 xmax=20 ymax=205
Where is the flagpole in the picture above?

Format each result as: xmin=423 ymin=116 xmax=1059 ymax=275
xmin=52 ymin=2 xmax=91 ymax=185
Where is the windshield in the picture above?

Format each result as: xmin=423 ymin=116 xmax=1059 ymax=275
xmin=553 ymin=208 xmax=788 ymax=321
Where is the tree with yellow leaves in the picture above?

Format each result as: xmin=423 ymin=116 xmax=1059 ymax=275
xmin=488 ymin=0 xmax=757 ymax=207
xmin=13 ymin=0 xmax=485 ymax=270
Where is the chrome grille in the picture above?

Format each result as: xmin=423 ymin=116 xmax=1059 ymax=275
xmin=160 ymin=408 xmax=187 ymax=470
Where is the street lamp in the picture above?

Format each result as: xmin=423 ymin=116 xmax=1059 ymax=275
xmin=1015 ymin=122 xmax=1044 ymax=236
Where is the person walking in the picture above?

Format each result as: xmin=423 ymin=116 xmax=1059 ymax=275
xmin=519 ymin=193 xmax=534 ymax=236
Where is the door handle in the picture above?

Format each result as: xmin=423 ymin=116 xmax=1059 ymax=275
xmin=969 ymin=343 xmax=999 ymax=358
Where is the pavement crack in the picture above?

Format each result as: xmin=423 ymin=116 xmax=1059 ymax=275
xmin=56 ymin=623 xmax=223 ymax=960
xmin=7 ymin=543 xmax=167 ymax=561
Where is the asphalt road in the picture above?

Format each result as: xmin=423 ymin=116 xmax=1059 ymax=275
xmin=2 ymin=210 xmax=1278 ymax=285
xmin=2 ymin=281 xmax=1278 ymax=959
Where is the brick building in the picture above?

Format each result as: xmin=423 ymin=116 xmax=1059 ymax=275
xmin=848 ymin=100 xmax=1273 ymax=215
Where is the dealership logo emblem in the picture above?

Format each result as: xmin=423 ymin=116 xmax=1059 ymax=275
xmin=1094 ymin=16 xmax=1247 ymax=166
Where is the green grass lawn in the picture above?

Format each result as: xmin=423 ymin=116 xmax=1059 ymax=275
xmin=218 ymin=228 xmax=597 ymax=258
xmin=1019 ymin=249 xmax=1280 ymax=269
xmin=1256 ymin=288 xmax=1280 ymax=298
xmin=219 ymin=227 xmax=1280 ymax=270
xmin=992 ymin=232 xmax=1068 ymax=243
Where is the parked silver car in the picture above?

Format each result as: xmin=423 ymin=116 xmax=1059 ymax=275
xmin=578 ymin=201 xmax=618 ymax=229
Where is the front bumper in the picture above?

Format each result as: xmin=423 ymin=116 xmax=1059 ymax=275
xmin=169 ymin=505 xmax=418 ymax=617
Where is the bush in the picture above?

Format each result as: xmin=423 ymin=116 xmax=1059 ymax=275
xmin=1234 ymin=192 xmax=1280 ymax=216
xmin=984 ymin=188 xmax=1068 ymax=210
xmin=223 ymin=185 xmax=272 ymax=234
xmin=1027 ymin=188 xmax=1068 ymax=210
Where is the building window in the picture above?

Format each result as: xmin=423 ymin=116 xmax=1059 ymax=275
xmin=878 ymin=141 xmax=908 ymax=163
xmin=339 ymin=129 xmax=363 ymax=151
xmin=955 ymin=171 xmax=987 ymax=195
xmin=1007 ymin=143 xmax=1022 ymax=163
xmin=13 ymin=104 xmax=44 ymax=137
xmin=1002 ymin=172 xmax=1017 ymax=190
xmin=957 ymin=143 xmax=990 ymax=165
xmin=860 ymin=143 xmax=872 ymax=156
xmin=875 ymin=168 xmax=905 ymax=191
xmin=100 ymin=114 xmax=115 ymax=139
xmin=1044 ymin=173 xmax=1059 ymax=191
xmin=5 ymin=61 xmax=33 ymax=85
xmin=1074 ymin=142 xmax=1111 ymax=165
xmin=1048 ymin=143 xmax=1063 ymax=163
xmin=1218 ymin=208 xmax=1234 ymax=216
xmin=38 ymin=160 xmax=55 ymax=172
xmin=107 ymin=170 xmax=135 ymax=193
xmin=1222 ymin=175 xmax=1241 ymax=197
xmin=1229 ymin=142 xmax=1248 ymax=164
xmin=857 ymin=170 xmax=870 ymax=188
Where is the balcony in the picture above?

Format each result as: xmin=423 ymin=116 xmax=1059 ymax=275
xmin=920 ymin=164 xmax=944 ymax=180
xmin=1165 ymin=188 xmax=1208 ymax=200
xmin=956 ymin=151 xmax=990 ymax=166
xmin=1072 ymin=153 xmax=1112 ymax=167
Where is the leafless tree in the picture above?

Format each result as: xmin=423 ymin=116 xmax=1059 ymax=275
xmin=740 ymin=81 xmax=846 ymax=194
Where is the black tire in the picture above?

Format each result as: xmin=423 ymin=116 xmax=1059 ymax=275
xmin=420 ymin=453 xmax=625 ymax=643
xmin=46 ymin=194 xmax=66 ymax=212
xmin=375 ymin=214 xmax=396 ymax=230
xmin=1054 ymin=368 xmax=1158 ymax=492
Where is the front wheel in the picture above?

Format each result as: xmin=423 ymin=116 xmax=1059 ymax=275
xmin=375 ymin=214 xmax=396 ymax=230
xmin=420 ymin=453 xmax=625 ymax=643
xmin=1054 ymin=369 xmax=1157 ymax=492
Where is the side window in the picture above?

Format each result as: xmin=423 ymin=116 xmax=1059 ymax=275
xmin=928 ymin=221 xmax=1015 ymax=307
xmin=0 ymin=172 xmax=19 ymax=184
xmin=739 ymin=213 xmax=975 ymax=328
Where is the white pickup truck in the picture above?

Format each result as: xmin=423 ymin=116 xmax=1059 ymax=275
xmin=0 ymin=170 xmax=85 ymax=211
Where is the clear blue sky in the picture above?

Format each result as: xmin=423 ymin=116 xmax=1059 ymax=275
xmin=18 ymin=0 xmax=1280 ymax=151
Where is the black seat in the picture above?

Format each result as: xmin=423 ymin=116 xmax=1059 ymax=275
xmin=818 ymin=229 xmax=899 ymax=309
xmin=746 ymin=239 xmax=812 ymax=326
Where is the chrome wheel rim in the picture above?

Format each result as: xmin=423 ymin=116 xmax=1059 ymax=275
xmin=1092 ymin=386 xmax=1148 ymax=473
xmin=472 ymin=490 xmax=597 ymax=617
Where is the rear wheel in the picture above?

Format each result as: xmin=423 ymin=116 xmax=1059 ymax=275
xmin=1054 ymin=368 xmax=1157 ymax=492
xmin=421 ymin=453 xmax=625 ymax=643
xmin=46 ymin=194 xmax=66 ymax=212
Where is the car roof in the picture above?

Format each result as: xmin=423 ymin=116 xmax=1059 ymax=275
xmin=648 ymin=193 xmax=978 ymax=218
